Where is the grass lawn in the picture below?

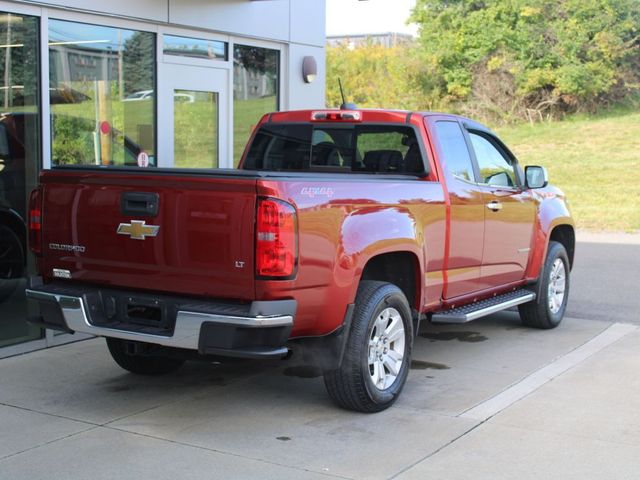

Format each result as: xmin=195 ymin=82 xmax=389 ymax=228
xmin=496 ymin=109 xmax=640 ymax=232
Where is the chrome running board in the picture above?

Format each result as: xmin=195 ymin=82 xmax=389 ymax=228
xmin=431 ymin=289 xmax=535 ymax=324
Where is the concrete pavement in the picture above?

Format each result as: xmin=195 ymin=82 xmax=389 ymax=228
xmin=395 ymin=322 xmax=640 ymax=480
xmin=1 ymin=313 xmax=638 ymax=479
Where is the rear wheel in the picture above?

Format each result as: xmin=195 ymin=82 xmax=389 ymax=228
xmin=323 ymin=281 xmax=413 ymax=412
xmin=519 ymin=241 xmax=570 ymax=329
xmin=106 ymin=338 xmax=185 ymax=375
xmin=0 ymin=225 xmax=24 ymax=303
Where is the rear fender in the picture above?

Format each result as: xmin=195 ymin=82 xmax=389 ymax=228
xmin=340 ymin=207 xmax=424 ymax=308
xmin=255 ymin=184 xmax=430 ymax=339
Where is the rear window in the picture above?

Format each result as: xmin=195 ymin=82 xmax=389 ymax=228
xmin=243 ymin=124 xmax=425 ymax=174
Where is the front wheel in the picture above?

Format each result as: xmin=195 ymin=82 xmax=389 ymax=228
xmin=106 ymin=338 xmax=185 ymax=375
xmin=323 ymin=281 xmax=413 ymax=413
xmin=519 ymin=241 xmax=570 ymax=329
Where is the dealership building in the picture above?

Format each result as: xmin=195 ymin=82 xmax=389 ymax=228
xmin=0 ymin=0 xmax=326 ymax=356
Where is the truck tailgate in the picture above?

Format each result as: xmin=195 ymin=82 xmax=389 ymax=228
xmin=40 ymin=171 xmax=257 ymax=300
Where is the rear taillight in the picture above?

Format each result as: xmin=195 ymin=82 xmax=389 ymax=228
xmin=256 ymin=198 xmax=297 ymax=278
xmin=28 ymin=187 xmax=42 ymax=256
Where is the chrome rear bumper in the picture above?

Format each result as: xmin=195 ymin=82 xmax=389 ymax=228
xmin=26 ymin=286 xmax=294 ymax=356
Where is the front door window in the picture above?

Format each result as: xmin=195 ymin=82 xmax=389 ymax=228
xmin=469 ymin=133 xmax=517 ymax=187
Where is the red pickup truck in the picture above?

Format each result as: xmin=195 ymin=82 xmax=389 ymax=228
xmin=26 ymin=109 xmax=574 ymax=412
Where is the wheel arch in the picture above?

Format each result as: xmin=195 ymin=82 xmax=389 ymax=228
xmin=359 ymin=251 xmax=421 ymax=311
xmin=549 ymin=224 xmax=575 ymax=270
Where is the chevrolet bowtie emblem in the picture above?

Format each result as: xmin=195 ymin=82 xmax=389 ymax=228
xmin=117 ymin=220 xmax=160 ymax=240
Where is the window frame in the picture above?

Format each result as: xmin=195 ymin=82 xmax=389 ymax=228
xmin=47 ymin=16 xmax=159 ymax=169
xmin=37 ymin=9 xmax=161 ymax=171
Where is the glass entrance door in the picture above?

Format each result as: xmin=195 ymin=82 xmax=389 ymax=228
xmin=159 ymin=64 xmax=229 ymax=168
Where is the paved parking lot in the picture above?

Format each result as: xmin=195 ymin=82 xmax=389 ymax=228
xmin=567 ymin=233 xmax=640 ymax=325
xmin=2 ymin=311 xmax=638 ymax=479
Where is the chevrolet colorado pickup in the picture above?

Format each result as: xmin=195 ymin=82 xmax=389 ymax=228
xmin=26 ymin=109 xmax=574 ymax=412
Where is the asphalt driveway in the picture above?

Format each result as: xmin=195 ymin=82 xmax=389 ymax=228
xmin=567 ymin=232 xmax=640 ymax=325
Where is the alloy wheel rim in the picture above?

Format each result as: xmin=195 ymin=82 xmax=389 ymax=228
xmin=548 ymin=258 xmax=566 ymax=314
xmin=368 ymin=307 xmax=406 ymax=390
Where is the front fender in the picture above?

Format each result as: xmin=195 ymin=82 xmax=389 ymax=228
xmin=526 ymin=188 xmax=574 ymax=281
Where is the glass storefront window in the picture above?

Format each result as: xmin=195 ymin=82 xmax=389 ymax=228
xmin=0 ymin=12 xmax=42 ymax=347
xmin=49 ymin=19 xmax=156 ymax=168
xmin=174 ymin=90 xmax=219 ymax=168
xmin=233 ymin=44 xmax=279 ymax=166
xmin=164 ymin=35 xmax=227 ymax=61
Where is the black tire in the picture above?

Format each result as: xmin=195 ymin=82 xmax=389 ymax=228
xmin=323 ymin=281 xmax=413 ymax=413
xmin=106 ymin=338 xmax=185 ymax=375
xmin=0 ymin=225 xmax=24 ymax=303
xmin=519 ymin=241 xmax=570 ymax=329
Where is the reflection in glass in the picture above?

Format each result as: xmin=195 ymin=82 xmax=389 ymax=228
xmin=163 ymin=35 xmax=227 ymax=61
xmin=469 ymin=133 xmax=516 ymax=186
xmin=49 ymin=19 xmax=156 ymax=167
xmin=434 ymin=121 xmax=475 ymax=182
xmin=174 ymin=90 xmax=218 ymax=168
xmin=233 ymin=45 xmax=279 ymax=166
xmin=0 ymin=12 xmax=42 ymax=347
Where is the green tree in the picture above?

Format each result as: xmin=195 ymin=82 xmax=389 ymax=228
xmin=326 ymin=42 xmax=431 ymax=110
xmin=410 ymin=0 xmax=640 ymax=121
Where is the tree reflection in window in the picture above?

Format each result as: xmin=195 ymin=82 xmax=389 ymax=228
xmin=233 ymin=45 xmax=279 ymax=166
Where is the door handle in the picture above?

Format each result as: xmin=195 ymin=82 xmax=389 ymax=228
xmin=486 ymin=201 xmax=503 ymax=212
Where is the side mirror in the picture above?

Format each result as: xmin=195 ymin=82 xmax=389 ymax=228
xmin=525 ymin=165 xmax=548 ymax=189
xmin=485 ymin=171 xmax=512 ymax=187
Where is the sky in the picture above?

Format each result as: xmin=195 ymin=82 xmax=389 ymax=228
xmin=326 ymin=0 xmax=419 ymax=37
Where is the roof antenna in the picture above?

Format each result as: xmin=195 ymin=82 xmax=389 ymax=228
xmin=338 ymin=78 xmax=357 ymax=110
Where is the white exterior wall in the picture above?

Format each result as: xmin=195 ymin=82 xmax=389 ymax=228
xmin=288 ymin=44 xmax=325 ymax=110
xmin=169 ymin=0 xmax=290 ymax=41
xmin=14 ymin=0 xmax=326 ymax=109
xmin=288 ymin=0 xmax=326 ymax=109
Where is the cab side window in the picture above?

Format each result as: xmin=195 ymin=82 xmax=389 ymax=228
xmin=434 ymin=121 xmax=475 ymax=182
xmin=469 ymin=133 xmax=517 ymax=187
